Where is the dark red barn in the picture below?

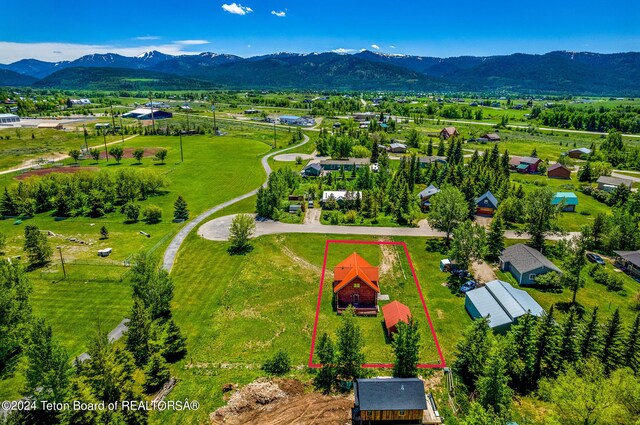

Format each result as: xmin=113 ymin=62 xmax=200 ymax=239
xmin=333 ymin=253 xmax=380 ymax=315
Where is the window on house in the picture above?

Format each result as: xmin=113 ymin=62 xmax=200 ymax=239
xmin=399 ymin=410 xmax=405 ymax=416
xmin=529 ymin=274 xmax=537 ymax=280
xmin=353 ymin=283 xmax=360 ymax=288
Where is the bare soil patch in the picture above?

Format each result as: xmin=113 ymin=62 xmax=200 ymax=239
xmin=16 ymin=166 xmax=99 ymax=180
xmin=379 ymin=238 xmax=398 ymax=278
xmin=210 ymin=378 xmax=351 ymax=425
xmin=471 ymin=261 xmax=498 ymax=284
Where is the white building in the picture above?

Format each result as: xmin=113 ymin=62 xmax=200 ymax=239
xmin=0 ymin=114 xmax=20 ymax=126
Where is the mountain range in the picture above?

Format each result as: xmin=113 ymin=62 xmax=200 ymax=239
xmin=1 ymin=50 xmax=639 ymax=95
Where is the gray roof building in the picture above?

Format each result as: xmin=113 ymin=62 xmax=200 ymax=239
xmin=597 ymin=175 xmax=633 ymax=189
xmin=419 ymin=184 xmax=440 ymax=199
xmin=354 ymin=378 xmax=428 ymax=411
xmin=465 ymin=280 xmax=545 ymax=332
xmin=499 ymin=243 xmax=562 ymax=285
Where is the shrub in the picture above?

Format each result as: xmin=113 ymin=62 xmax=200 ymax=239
xmin=295 ymin=156 xmax=303 ymax=165
xmin=143 ymin=205 xmax=162 ymax=223
xmin=344 ymin=210 xmax=357 ymax=223
xmin=329 ymin=211 xmax=341 ymax=225
xmin=262 ymin=350 xmax=291 ymax=376
xmin=122 ymin=202 xmax=140 ymax=222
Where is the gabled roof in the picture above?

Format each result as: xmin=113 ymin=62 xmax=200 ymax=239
xmin=334 ymin=252 xmax=379 ymax=293
xmin=499 ymin=243 xmax=562 ymax=274
xmin=552 ymin=192 xmax=579 ymax=206
xmin=389 ymin=142 xmax=407 ymax=149
xmin=419 ymin=156 xmax=447 ymax=164
xmin=418 ymin=184 xmax=440 ymax=198
xmin=476 ymin=190 xmax=498 ymax=208
xmin=614 ymin=250 xmax=640 ymax=267
xmin=483 ymin=133 xmax=500 ymax=140
xmin=519 ymin=156 xmax=542 ymax=165
xmin=355 ymin=378 xmax=427 ymax=411
xmin=597 ymin=175 xmax=633 ymax=188
xmin=547 ymin=163 xmax=570 ymax=172
xmin=441 ymin=126 xmax=457 ymax=135
xmin=304 ymin=163 xmax=321 ymax=171
xmin=382 ymin=301 xmax=411 ymax=330
xmin=569 ymin=147 xmax=592 ymax=154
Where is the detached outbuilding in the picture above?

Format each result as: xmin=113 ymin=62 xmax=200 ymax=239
xmin=475 ymin=191 xmax=498 ymax=216
xmin=382 ymin=301 xmax=411 ymax=336
xmin=352 ymin=378 xmax=435 ymax=424
xmin=552 ymin=192 xmax=579 ymax=212
xmin=597 ymin=175 xmax=633 ymax=193
xmin=547 ymin=163 xmax=571 ymax=179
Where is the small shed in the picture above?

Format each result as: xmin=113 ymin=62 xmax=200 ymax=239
xmin=567 ymin=147 xmax=592 ymax=158
xmin=482 ymin=133 xmax=501 ymax=142
xmin=382 ymin=301 xmax=412 ymax=336
xmin=552 ymin=192 xmax=579 ymax=212
xmin=288 ymin=204 xmax=301 ymax=213
xmin=97 ymin=248 xmax=112 ymax=257
xmin=37 ymin=122 xmax=63 ymax=130
xmin=439 ymin=258 xmax=452 ymax=272
xmin=440 ymin=127 xmax=458 ymax=139
xmin=547 ymin=163 xmax=571 ymax=179
xmin=389 ymin=142 xmax=407 ymax=153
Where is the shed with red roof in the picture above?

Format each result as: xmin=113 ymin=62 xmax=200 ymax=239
xmin=382 ymin=301 xmax=412 ymax=336
xmin=333 ymin=253 xmax=380 ymax=315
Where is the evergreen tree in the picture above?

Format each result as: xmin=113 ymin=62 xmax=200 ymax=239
xmin=622 ymin=313 xmax=640 ymax=373
xmin=505 ymin=313 xmax=538 ymax=393
xmin=486 ymin=215 xmax=505 ymax=261
xmin=559 ymin=308 xmax=580 ymax=367
xmin=392 ymin=319 xmax=420 ymax=378
xmin=578 ymin=161 xmax=593 ymax=182
xmin=476 ymin=345 xmax=512 ymax=418
xmin=143 ymin=353 xmax=170 ymax=394
xmin=452 ymin=319 xmax=492 ymax=390
xmin=0 ymin=261 xmax=32 ymax=375
xmin=580 ymin=307 xmax=602 ymax=359
xmin=426 ymin=138 xmax=433 ymax=156
xmin=600 ymin=308 xmax=624 ymax=374
xmin=162 ymin=319 xmax=187 ymax=363
xmin=534 ymin=306 xmax=561 ymax=382
xmin=125 ymin=299 xmax=151 ymax=368
xmin=129 ymin=254 xmax=174 ymax=320
xmin=336 ymin=306 xmax=365 ymax=380
xmin=23 ymin=225 xmax=52 ymax=267
xmin=173 ymin=195 xmax=189 ymax=221
xmin=436 ymin=140 xmax=445 ymax=157
xmin=100 ymin=225 xmax=109 ymax=240
xmin=0 ymin=187 xmax=18 ymax=216
xmin=461 ymin=403 xmax=502 ymax=425
xmin=313 ymin=333 xmax=336 ymax=394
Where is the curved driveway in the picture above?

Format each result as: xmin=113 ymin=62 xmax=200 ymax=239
xmin=162 ymin=134 xmax=310 ymax=271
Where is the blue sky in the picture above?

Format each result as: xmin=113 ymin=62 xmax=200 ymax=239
xmin=0 ymin=0 xmax=638 ymax=62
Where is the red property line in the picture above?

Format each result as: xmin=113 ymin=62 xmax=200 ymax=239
xmin=308 ymin=239 xmax=447 ymax=369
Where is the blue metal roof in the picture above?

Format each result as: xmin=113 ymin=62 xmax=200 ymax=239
xmin=475 ymin=190 xmax=498 ymax=209
xmin=485 ymin=280 xmax=526 ymax=319
xmin=465 ymin=286 xmax=512 ymax=328
xmin=279 ymin=115 xmax=300 ymax=120
xmin=552 ymin=192 xmax=579 ymax=206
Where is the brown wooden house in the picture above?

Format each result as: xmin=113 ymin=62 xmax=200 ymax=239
xmin=333 ymin=253 xmax=380 ymax=315
xmin=439 ymin=126 xmax=458 ymax=139
xmin=352 ymin=378 xmax=429 ymax=424
xmin=547 ymin=163 xmax=571 ymax=179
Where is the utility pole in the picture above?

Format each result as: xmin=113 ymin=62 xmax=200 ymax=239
xmin=212 ymin=102 xmax=217 ymax=136
xmin=103 ymin=130 xmax=108 ymax=162
xmin=119 ymin=116 xmax=125 ymax=143
xmin=83 ymin=124 xmax=88 ymax=152
xmin=109 ymin=100 xmax=116 ymax=128
xmin=56 ymin=246 xmax=66 ymax=279
xmin=149 ymin=93 xmax=156 ymax=134
xmin=179 ymin=131 xmax=184 ymax=162
xmin=273 ymin=119 xmax=277 ymax=149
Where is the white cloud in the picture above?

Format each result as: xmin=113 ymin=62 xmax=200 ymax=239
xmin=371 ymin=44 xmax=380 ymax=50
xmin=175 ymin=40 xmax=209 ymax=45
xmin=389 ymin=45 xmax=396 ymax=49
xmin=271 ymin=10 xmax=286 ymax=17
xmin=332 ymin=48 xmax=356 ymax=54
xmin=134 ymin=36 xmax=161 ymax=41
xmin=221 ymin=3 xmax=253 ymax=15
xmin=0 ymin=41 xmax=205 ymax=63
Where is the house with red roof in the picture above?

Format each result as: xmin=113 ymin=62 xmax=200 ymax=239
xmin=333 ymin=253 xmax=380 ymax=315
xmin=382 ymin=301 xmax=412 ymax=336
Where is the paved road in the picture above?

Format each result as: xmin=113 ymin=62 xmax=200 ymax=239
xmin=199 ymin=213 xmax=580 ymax=242
xmin=161 ymin=134 xmax=310 ymax=272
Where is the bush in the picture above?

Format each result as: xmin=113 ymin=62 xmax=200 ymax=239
xmin=344 ymin=210 xmax=357 ymax=223
xmin=262 ymin=350 xmax=291 ymax=376
xmin=589 ymin=264 xmax=624 ymax=292
xmin=329 ymin=211 xmax=341 ymax=225
xmin=143 ymin=205 xmax=162 ymax=223
xmin=122 ymin=202 xmax=140 ymax=222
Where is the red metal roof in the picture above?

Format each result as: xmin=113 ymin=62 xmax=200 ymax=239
xmin=333 ymin=252 xmax=380 ymax=293
xmin=382 ymin=301 xmax=412 ymax=331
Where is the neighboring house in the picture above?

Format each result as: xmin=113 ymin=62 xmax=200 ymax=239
xmin=475 ymin=191 xmax=498 ymax=216
xmin=552 ymin=192 xmax=579 ymax=212
xmin=333 ymin=253 xmax=379 ymax=315
xmin=388 ymin=142 xmax=407 ymax=153
xmin=352 ymin=378 xmax=439 ymax=425
xmin=302 ymin=163 xmax=322 ymax=177
xmin=353 ymin=112 xmax=378 ymax=122
xmin=143 ymin=101 xmax=170 ymax=108
xmin=382 ymin=301 xmax=411 ymax=336
xmin=510 ymin=156 xmax=542 ymax=173
xmin=278 ymin=115 xmax=315 ymax=126
xmin=418 ymin=184 xmax=440 ymax=211
xmin=95 ymin=123 xmax=111 ymax=130
xmin=319 ymin=158 xmax=370 ymax=171
xmin=440 ymin=126 xmax=458 ymax=139
xmin=418 ymin=156 xmax=448 ymax=168
xmin=37 ymin=122 xmax=63 ymax=130
xmin=482 ymin=133 xmax=501 ymax=142
xmin=567 ymin=147 xmax=592 ymax=158
xmin=321 ymin=190 xmax=362 ymax=206
xmin=547 ymin=163 xmax=571 ymax=179
xmin=0 ymin=113 xmax=20 ymax=126
xmin=614 ymin=250 xmax=640 ymax=279
xmin=499 ymin=244 xmax=562 ymax=285
xmin=465 ymin=280 xmax=545 ymax=332
xmin=597 ymin=175 xmax=633 ymax=193
xmin=244 ymin=109 xmax=260 ymax=114
xmin=122 ymin=108 xmax=173 ymax=120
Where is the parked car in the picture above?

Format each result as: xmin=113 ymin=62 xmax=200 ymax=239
xmin=586 ymin=253 xmax=606 ymax=265
xmin=308 ymin=200 xmax=314 ymax=208
xmin=452 ymin=269 xmax=471 ymax=279
xmin=460 ymin=280 xmax=477 ymax=293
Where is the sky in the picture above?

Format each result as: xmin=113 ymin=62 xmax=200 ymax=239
xmin=0 ymin=0 xmax=639 ymax=63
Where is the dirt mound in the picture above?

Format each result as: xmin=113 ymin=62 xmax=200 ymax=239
xmin=16 ymin=166 xmax=98 ymax=180
xmin=210 ymin=378 xmax=351 ymax=425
